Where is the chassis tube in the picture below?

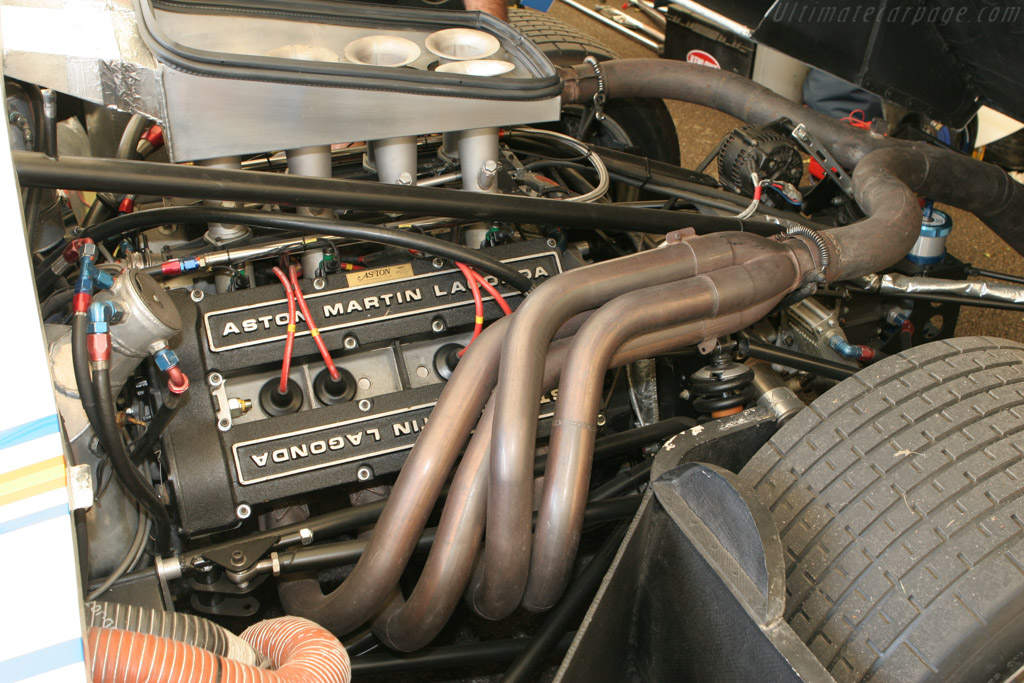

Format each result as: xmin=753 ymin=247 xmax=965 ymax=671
xmin=13 ymin=151 xmax=774 ymax=236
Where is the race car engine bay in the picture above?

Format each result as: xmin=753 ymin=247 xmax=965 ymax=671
xmin=10 ymin=1 xmax=1024 ymax=681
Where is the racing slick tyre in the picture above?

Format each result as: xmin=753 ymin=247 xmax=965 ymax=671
xmin=740 ymin=337 xmax=1024 ymax=682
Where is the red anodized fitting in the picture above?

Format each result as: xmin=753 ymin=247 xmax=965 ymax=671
xmin=165 ymin=366 xmax=190 ymax=395
xmin=87 ymin=332 xmax=111 ymax=363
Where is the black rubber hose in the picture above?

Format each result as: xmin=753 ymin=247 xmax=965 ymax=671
xmin=116 ymin=115 xmax=149 ymax=162
xmin=13 ymin=151 xmax=783 ymax=237
xmin=80 ymin=207 xmax=534 ymax=293
xmin=739 ymin=338 xmax=857 ymax=381
xmin=71 ymin=313 xmax=101 ymax=433
xmin=40 ymin=288 xmax=73 ymax=320
xmin=129 ymin=393 xmax=183 ymax=465
xmin=502 ymin=523 xmax=628 ymax=683
xmin=91 ymin=365 xmax=171 ymax=552
xmin=351 ymin=634 xmax=575 ymax=676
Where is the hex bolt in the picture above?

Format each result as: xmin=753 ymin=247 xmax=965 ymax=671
xmin=313 ymin=277 xmax=327 ymax=291
xmin=227 ymin=397 xmax=252 ymax=419
xmin=235 ymin=503 xmax=251 ymax=520
xmin=208 ymin=372 xmax=223 ymax=387
xmin=396 ymin=172 xmax=414 ymax=186
xmin=343 ymin=336 xmax=358 ymax=350
xmin=357 ymin=399 xmax=373 ymax=412
xmin=191 ymin=289 xmax=205 ymax=303
xmin=431 ymin=257 xmax=445 ymax=269
xmin=230 ymin=550 xmax=246 ymax=567
xmin=357 ymin=466 xmax=374 ymax=482
xmin=299 ymin=528 xmax=314 ymax=546
xmin=431 ymin=318 xmax=446 ymax=333
xmin=478 ymin=160 xmax=498 ymax=190
xmin=546 ymin=238 xmax=558 ymax=249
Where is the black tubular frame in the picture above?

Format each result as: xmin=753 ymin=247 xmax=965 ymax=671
xmin=14 ymin=151 xmax=783 ymax=236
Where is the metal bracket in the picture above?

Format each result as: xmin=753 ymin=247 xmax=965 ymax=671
xmin=790 ymin=123 xmax=853 ymax=197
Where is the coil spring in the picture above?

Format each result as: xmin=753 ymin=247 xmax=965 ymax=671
xmin=689 ymin=359 xmax=756 ymax=417
xmin=786 ymin=225 xmax=831 ymax=272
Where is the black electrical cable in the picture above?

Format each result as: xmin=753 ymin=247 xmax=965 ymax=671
xmin=739 ymin=338 xmax=856 ymax=381
xmin=502 ymin=523 xmax=629 ymax=683
xmin=129 ymin=392 xmax=183 ymax=465
xmin=71 ymin=313 xmax=102 ymax=432
xmin=91 ymin=365 xmax=171 ymax=552
xmin=351 ymin=634 xmax=576 ymax=676
xmin=82 ymin=207 xmax=534 ymax=293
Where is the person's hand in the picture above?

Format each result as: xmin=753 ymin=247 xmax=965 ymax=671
xmin=464 ymin=0 xmax=508 ymax=22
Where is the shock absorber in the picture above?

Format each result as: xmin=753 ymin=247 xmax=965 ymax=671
xmin=689 ymin=352 xmax=756 ymax=418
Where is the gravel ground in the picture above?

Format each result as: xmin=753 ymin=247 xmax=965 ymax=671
xmin=546 ymin=2 xmax=1024 ymax=343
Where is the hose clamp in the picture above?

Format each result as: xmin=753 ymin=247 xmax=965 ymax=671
xmin=583 ymin=56 xmax=607 ymax=117
xmin=785 ymin=225 xmax=831 ymax=278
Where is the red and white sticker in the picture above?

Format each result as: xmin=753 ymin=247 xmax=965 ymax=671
xmin=686 ymin=49 xmax=721 ymax=68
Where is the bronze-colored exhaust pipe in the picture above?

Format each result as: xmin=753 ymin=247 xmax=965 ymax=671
xmin=478 ymin=232 xmax=815 ymax=619
xmin=374 ymin=293 xmax=794 ymax=650
xmin=523 ymin=257 xmax=799 ymax=610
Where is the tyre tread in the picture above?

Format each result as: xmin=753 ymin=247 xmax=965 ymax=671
xmin=740 ymin=337 xmax=1024 ymax=682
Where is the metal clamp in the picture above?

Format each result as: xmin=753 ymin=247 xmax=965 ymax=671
xmin=786 ymin=225 xmax=831 ymax=276
xmin=790 ymin=123 xmax=853 ymax=197
xmin=583 ymin=56 xmax=608 ymax=120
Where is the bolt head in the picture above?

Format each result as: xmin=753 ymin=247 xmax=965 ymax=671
xmin=343 ymin=336 xmax=358 ymax=350
xmin=313 ymin=277 xmax=327 ymax=291
xmin=208 ymin=372 xmax=223 ymax=387
xmin=357 ymin=466 xmax=373 ymax=481
xmin=190 ymin=289 xmax=205 ymax=302
xmin=235 ymin=503 xmax=251 ymax=519
xmin=431 ymin=318 xmax=445 ymax=333
xmin=431 ymin=257 xmax=445 ymax=269
xmin=357 ymin=399 xmax=373 ymax=412
xmin=546 ymin=238 xmax=558 ymax=249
